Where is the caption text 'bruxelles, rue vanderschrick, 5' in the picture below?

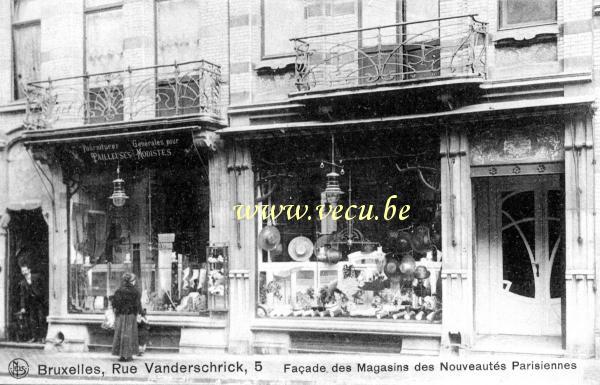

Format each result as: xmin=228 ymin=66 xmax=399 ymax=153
xmin=233 ymin=195 xmax=410 ymax=222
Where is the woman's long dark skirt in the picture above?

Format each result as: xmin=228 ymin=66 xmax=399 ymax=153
xmin=112 ymin=314 xmax=139 ymax=359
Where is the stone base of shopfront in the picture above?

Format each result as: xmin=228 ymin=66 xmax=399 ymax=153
xmin=42 ymin=316 xmax=228 ymax=354
xmin=251 ymin=320 xmax=442 ymax=355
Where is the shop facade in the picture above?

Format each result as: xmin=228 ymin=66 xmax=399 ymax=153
xmin=219 ymin=0 xmax=600 ymax=358
xmin=1 ymin=57 xmax=232 ymax=352
xmin=0 ymin=0 xmax=600 ymax=359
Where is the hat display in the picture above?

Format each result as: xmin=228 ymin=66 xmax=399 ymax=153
xmin=288 ymin=236 xmax=314 ymax=262
xmin=324 ymin=248 xmax=342 ymax=264
xmin=314 ymin=234 xmax=334 ymax=257
xmin=399 ymin=254 xmax=416 ymax=275
xmin=387 ymin=230 xmax=413 ymax=253
xmin=258 ymin=225 xmax=281 ymax=251
xmin=383 ymin=257 xmax=402 ymax=280
xmin=411 ymin=225 xmax=433 ymax=254
xmin=270 ymin=243 xmax=283 ymax=257
xmin=414 ymin=265 xmax=431 ymax=280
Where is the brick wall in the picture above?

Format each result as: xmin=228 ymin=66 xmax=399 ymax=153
xmin=0 ymin=0 xmax=230 ymax=134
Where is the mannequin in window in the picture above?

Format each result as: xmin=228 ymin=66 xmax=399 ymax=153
xmin=18 ymin=256 xmax=47 ymax=343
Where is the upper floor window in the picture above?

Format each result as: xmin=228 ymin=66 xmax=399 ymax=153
xmin=498 ymin=0 xmax=556 ymax=29
xmin=12 ymin=0 xmax=41 ymax=100
xmin=262 ymin=0 xmax=305 ymax=58
xmin=156 ymin=0 xmax=201 ymax=65
xmin=85 ymin=6 xmax=124 ymax=74
xmin=85 ymin=4 xmax=124 ymax=122
xmin=359 ymin=0 xmax=439 ymax=81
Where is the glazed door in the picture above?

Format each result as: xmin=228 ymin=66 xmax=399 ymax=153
xmin=475 ymin=175 xmax=564 ymax=336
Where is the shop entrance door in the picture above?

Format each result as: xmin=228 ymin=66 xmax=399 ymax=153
xmin=475 ymin=175 xmax=565 ymax=337
xmin=6 ymin=209 xmax=49 ymax=342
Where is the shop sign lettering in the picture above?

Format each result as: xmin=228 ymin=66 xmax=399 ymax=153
xmin=80 ymin=137 xmax=182 ymax=163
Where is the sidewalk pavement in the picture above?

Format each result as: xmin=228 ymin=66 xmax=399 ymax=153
xmin=0 ymin=346 xmax=598 ymax=385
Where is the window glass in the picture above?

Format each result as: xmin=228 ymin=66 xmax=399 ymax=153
xmin=13 ymin=0 xmax=40 ymax=22
xmin=85 ymin=0 xmax=122 ymax=8
xmin=252 ymin=132 xmax=442 ymax=322
xmin=69 ymin=162 xmax=211 ymax=315
xmin=85 ymin=8 xmax=123 ymax=74
xmin=405 ymin=0 xmax=439 ymax=39
xmin=499 ymin=0 xmax=556 ymax=29
xmin=13 ymin=23 xmax=40 ymax=99
xmin=501 ymin=191 xmax=535 ymax=298
xmin=12 ymin=0 xmax=41 ymax=99
xmin=157 ymin=0 xmax=201 ymax=65
xmin=263 ymin=0 xmax=305 ymax=57
xmin=360 ymin=0 xmax=398 ymax=46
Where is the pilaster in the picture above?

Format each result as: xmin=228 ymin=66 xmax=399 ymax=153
xmin=439 ymin=129 xmax=473 ymax=352
xmin=564 ymin=111 xmax=595 ymax=358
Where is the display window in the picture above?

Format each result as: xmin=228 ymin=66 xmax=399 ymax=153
xmin=251 ymin=131 xmax=442 ymax=322
xmin=66 ymin=138 xmax=213 ymax=315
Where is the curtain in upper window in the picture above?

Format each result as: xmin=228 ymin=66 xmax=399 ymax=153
xmin=262 ymin=0 xmax=305 ymax=58
xmin=13 ymin=24 xmax=40 ymax=99
xmin=499 ymin=0 xmax=556 ymax=29
xmin=156 ymin=0 xmax=201 ymax=65
xmin=85 ymin=8 xmax=124 ymax=74
xmin=13 ymin=0 xmax=41 ymax=99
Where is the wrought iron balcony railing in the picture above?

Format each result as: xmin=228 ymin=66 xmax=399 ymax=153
xmin=292 ymin=15 xmax=487 ymax=92
xmin=24 ymin=60 xmax=222 ymax=130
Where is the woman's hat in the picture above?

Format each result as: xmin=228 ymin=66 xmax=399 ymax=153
xmin=411 ymin=225 xmax=433 ymax=253
xmin=270 ymin=243 xmax=283 ymax=257
xmin=387 ymin=230 xmax=413 ymax=253
xmin=324 ymin=248 xmax=342 ymax=264
xmin=121 ymin=272 xmax=136 ymax=286
xmin=288 ymin=236 xmax=314 ymax=262
xmin=399 ymin=254 xmax=416 ymax=275
xmin=258 ymin=225 xmax=281 ymax=251
xmin=314 ymin=234 xmax=334 ymax=257
xmin=414 ymin=265 xmax=431 ymax=280
xmin=383 ymin=257 xmax=402 ymax=280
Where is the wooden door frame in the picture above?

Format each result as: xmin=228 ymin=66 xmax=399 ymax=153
xmin=474 ymin=174 xmax=564 ymax=337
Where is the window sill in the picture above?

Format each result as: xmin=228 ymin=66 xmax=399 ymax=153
xmin=492 ymin=24 xmax=559 ymax=42
xmin=251 ymin=317 xmax=442 ymax=337
xmin=50 ymin=314 xmax=227 ymax=328
xmin=0 ymin=100 xmax=27 ymax=113
xmin=256 ymin=57 xmax=296 ymax=74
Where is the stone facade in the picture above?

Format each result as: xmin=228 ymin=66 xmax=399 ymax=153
xmin=0 ymin=0 xmax=599 ymax=358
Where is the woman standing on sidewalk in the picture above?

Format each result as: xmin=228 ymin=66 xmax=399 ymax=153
xmin=111 ymin=273 xmax=141 ymax=362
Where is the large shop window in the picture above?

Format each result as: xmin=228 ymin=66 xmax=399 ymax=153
xmin=251 ymin=131 xmax=442 ymax=322
xmin=498 ymin=0 xmax=556 ymax=29
xmin=68 ymin=155 xmax=211 ymax=315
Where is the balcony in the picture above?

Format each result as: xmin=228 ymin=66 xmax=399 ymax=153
xmin=291 ymin=15 xmax=487 ymax=95
xmin=24 ymin=60 xmax=222 ymax=130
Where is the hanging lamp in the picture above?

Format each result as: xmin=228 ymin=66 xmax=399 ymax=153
xmin=321 ymin=135 xmax=344 ymax=205
xmin=109 ymin=165 xmax=129 ymax=207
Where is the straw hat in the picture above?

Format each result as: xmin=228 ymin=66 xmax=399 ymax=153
xmin=258 ymin=225 xmax=281 ymax=251
xmin=288 ymin=236 xmax=314 ymax=262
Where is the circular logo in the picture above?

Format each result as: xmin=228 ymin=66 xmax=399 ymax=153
xmin=8 ymin=358 xmax=29 ymax=379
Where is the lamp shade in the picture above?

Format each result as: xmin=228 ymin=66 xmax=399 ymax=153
xmin=109 ymin=178 xmax=129 ymax=207
xmin=324 ymin=171 xmax=343 ymax=204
